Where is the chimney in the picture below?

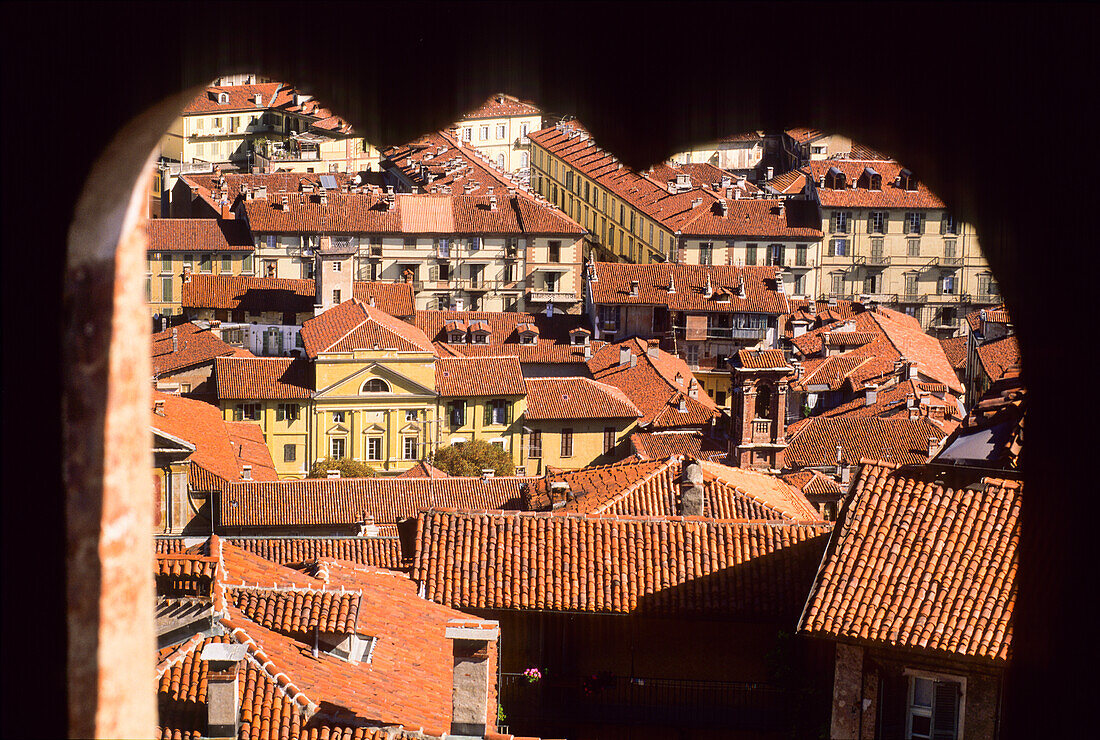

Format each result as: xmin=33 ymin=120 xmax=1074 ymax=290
xmin=583 ymin=343 xmax=592 ymax=359
xmin=489 ymin=194 xmax=497 ymax=210
xmin=667 ymin=273 xmax=676 ymax=294
xmin=172 ymin=327 xmax=179 ymax=353
xmin=481 ymin=468 xmax=495 ymax=479
xmin=680 ymin=459 xmax=705 ymax=516
xmin=200 ymin=643 xmax=247 ymax=739
xmin=619 ymin=346 xmax=632 ymax=366
xmin=153 ymin=399 xmax=165 ymax=416
xmin=326 ymin=469 xmax=341 ymax=479
xmin=928 ymin=436 xmax=940 ymax=458
xmin=646 ymin=341 xmax=659 ymax=359
xmin=182 ymin=266 xmax=192 ymax=283
xmin=630 ymin=352 xmax=638 ymax=368
xmin=836 ymin=444 xmax=844 ymax=465
xmin=629 ymin=280 xmax=639 ymax=297
xmin=864 ymin=386 xmax=878 ymax=406
xmin=241 ymin=465 xmax=252 ymax=480
xmin=447 ymin=619 xmax=500 ymax=736
xmin=840 ymin=463 xmax=851 ymax=485
xmin=766 ymin=166 xmax=774 ymax=180
xmin=820 ymin=331 xmax=830 ymax=355
xmin=677 ymin=395 xmax=686 ymax=412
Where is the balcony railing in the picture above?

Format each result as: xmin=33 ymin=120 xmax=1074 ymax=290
xmin=499 ymin=673 xmax=786 ymax=732
xmin=974 ymin=292 xmax=1001 ymax=304
xmin=751 ymin=418 xmax=773 ymax=443
xmin=941 ymin=256 xmax=963 ymax=266
xmin=900 ymin=292 xmax=927 ymax=303
xmin=529 ymin=290 xmax=579 ymax=302
xmin=672 ymin=325 xmax=766 ymax=341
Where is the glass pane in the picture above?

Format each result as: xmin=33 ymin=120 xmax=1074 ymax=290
xmin=913 ymin=677 xmax=934 ymax=707
xmin=910 ymin=714 xmax=932 ymax=738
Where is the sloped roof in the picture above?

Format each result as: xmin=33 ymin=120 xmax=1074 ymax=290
xmin=414 ymin=509 xmax=832 ymax=619
xmin=460 ymin=93 xmax=542 ymax=120
xmin=587 ymin=338 xmax=718 ymax=428
xmin=395 ymin=461 xmax=452 ymax=479
xmin=799 ymin=460 xmax=1019 ymax=663
xmin=300 ymin=300 xmax=434 ymax=358
xmin=785 ymin=416 xmax=946 ymax=468
xmin=181 ymin=274 xmax=316 ymax=313
xmin=629 ymin=430 xmax=727 ymax=461
xmin=151 ymin=321 xmax=251 ymax=376
xmin=224 ymin=536 xmax=406 ymax=571
xmin=524 ymin=376 xmax=641 ymax=420
xmin=435 ymin=356 xmax=526 ymax=397
xmin=939 ymin=334 xmax=969 ymax=370
xmin=147 ymin=218 xmax=254 ymax=251
xmin=414 ymin=310 xmax=605 ymax=364
xmin=588 ymin=262 xmax=792 ymax=315
xmin=214 ymin=356 xmax=312 ymax=399
xmin=780 ymin=470 xmax=844 ymax=498
xmin=351 ymin=281 xmax=416 ymax=318
xmin=150 ymin=390 xmax=278 ymax=487
xmin=933 ymin=365 xmax=1025 ymax=471
xmin=975 ymin=335 xmax=1020 ymax=384
xmin=219 ymin=476 xmax=537 ymax=528
xmin=808 ymin=378 xmax=963 ymax=432
xmin=781 ymin=159 xmax=947 ymax=208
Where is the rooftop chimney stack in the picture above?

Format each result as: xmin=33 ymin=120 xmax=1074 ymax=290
xmin=201 ymin=643 xmax=247 ymax=739
xmin=629 ymin=280 xmax=639 ymax=297
xmin=647 ymin=341 xmax=659 ymax=359
xmin=836 ymin=444 xmax=844 ymax=465
xmin=172 ymin=328 xmax=179 ymax=353
xmin=447 ymin=619 xmax=500 ymax=737
xmin=865 ymin=386 xmax=878 ymax=406
xmin=241 ymin=465 xmax=251 ymax=480
xmin=680 ymin=459 xmax=705 ymax=516
xmin=153 ymin=399 xmax=165 ymax=416
xmin=619 ymin=346 xmax=632 ymax=366
xmin=326 ymin=469 xmax=341 ymax=479
xmin=928 ymin=436 xmax=940 ymax=458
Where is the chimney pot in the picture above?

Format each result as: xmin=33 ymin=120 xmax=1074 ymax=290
xmin=241 ymin=465 xmax=252 ymax=480
xmin=629 ymin=280 xmax=639 ymax=296
xmin=172 ymin=327 xmax=179 ymax=353
xmin=154 ymin=399 xmax=165 ymax=416
xmin=680 ymin=459 xmax=705 ymax=516
xmin=326 ymin=469 xmax=341 ymax=478
xmin=201 ymin=643 xmax=247 ymax=739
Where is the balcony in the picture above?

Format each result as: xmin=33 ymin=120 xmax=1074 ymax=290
xmin=191 ymin=126 xmax=228 ymax=138
xmin=926 ymin=292 xmax=966 ymax=304
xmin=941 ymin=256 xmax=963 ymax=267
xmin=772 ymin=256 xmax=815 ymax=270
xmin=900 ymin=292 xmax=927 ymax=303
xmin=673 ymin=325 xmax=766 ymax=341
xmin=751 ymin=418 xmax=773 ymax=443
xmin=499 ymin=673 xmax=787 ymax=733
xmin=529 ymin=290 xmax=579 ymax=303
xmin=974 ymin=292 xmax=1001 ymax=304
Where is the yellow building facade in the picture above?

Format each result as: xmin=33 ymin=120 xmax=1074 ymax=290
xmin=455 ymin=94 xmax=543 ymax=173
xmin=146 ymin=219 xmax=256 ymax=318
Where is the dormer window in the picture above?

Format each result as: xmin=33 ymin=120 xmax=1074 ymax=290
xmin=898 ymin=168 xmax=919 ymax=191
xmin=471 ymin=332 xmax=489 ymax=345
xmin=521 ymin=334 xmax=537 ymax=345
xmin=448 ymin=331 xmax=466 ymax=344
xmin=824 ymin=166 xmax=847 ymax=189
xmin=218 ymin=92 xmax=229 ymax=104
xmin=858 ymin=167 xmax=882 ymax=190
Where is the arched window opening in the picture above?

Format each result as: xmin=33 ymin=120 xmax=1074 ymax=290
xmin=361 ymin=378 xmax=390 ymax=394
xmin=755 ymin=383 xmax=772 ymax=419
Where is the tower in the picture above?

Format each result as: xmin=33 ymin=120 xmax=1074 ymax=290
xmin=730 ymin=349 xmax=794 ymax=471
xmin=314 ymin=235 xmax=356 ymax=315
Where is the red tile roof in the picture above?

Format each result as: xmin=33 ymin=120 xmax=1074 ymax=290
xmin=435 ymin=356 xmax=526 ymax=397
xmin=542 ymin=456 xmax=821 ymax=522
xmin=934 ymin=365 xmax=1025 ymax=471
xmin=414 ymin=310 xmax=606 ymax=365
xmin=782 ymin=159 xmax=947 ymax=209
xmin=150 ymin=390 xmax=279 ymax=488
xmin=146 ymin=218 xmax=254 ymax=252
xmin=351 ymin=281 xmax=415 ymax=318
xmin=241 ymin=190 xmax=584 ymax=236
xmin=461 ymin=93 xmax=542 ymax=120
xmin=975 ymin=335 xmax=1021 ymax=384
xmin=180 ymin=82 xmax=286 ymax=114
xmin=181 ymin=274 xmax=316 ymax=313
xmin=414 ymin=509 xmax=832 ymax=619
xmin=300 ymin=300 xmax=434 ymax=358
xmin=156 ymin=553 xmax=218 ymax=579
xmin=214 ymin=356 xmax=312 ymax=399
xmin=939 ymin=334 xmax=969 ymax=370
xmin=809 ymin=378 xmax=963 ymax=431
xmin=523 ymin=377 xmax=641 ymax=420
xmin=780 ymin=470 xmax=844 ymax=498
xmin=784 ymin=127 xmax=827 ymax=144
xmin=588 ymin=262 xmax=793 ymax=315
xmin=785 ymin=416 xmax=947 ymax=468
xmin=629 ymin=430 xmax=727 ymax=461
xmin=799 ymin=460 xmax=1019 ymax=663
xmin=587 ymin=338 xmax=718 ymax=428
xmin=737 ymin=348 xmax=791 ymax=370
xmin=382 ymin=129 xmax=530 ymax=198
xmin=225 ymin=536 xmax=406 ymax=570
xmin=394 ymin=461 xmax=451 ymax=479
xmin=228 ymin=583 xmax=361 ymax=634
xmin=226 ymin=422 xmax=279 ymax=482
xmin=151 ymin=321 xmax=251 ymax=376
xmin=792 ymin=307 xmax=964 ymax=394
xmin=220 ymin=476 xmax=536 ymax=528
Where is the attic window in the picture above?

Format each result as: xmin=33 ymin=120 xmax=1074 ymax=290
xmin=859 ymin=167 xmax=882 ymax=190
xmin=521 ymin=333 xmax=537 ymax=345
xmin=824 ymin=167 xmax=847 ymax=190
xmin=218 ymin=92 xmax=229 ymax=104
xmin=448 ymin=331 xmax=466 ymax=344
xmin=361 ymin=378 xmax=390 ymax=393
xmin=899 ymin=168 xmax=918 ymax=191
xmin=471 ymin=332 xmax=489 ymax=345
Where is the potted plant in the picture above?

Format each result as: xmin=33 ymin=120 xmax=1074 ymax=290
xmin=523 ymin=667 xmax=542 ymax=684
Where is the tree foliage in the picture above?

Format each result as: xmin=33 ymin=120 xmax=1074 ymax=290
xmin=306 ymin=456 xmax=379 ymax=479
xmin=432 ymin=439 xmax=515 ymax=477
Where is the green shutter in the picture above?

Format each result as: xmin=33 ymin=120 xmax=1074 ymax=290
xmin=484 ymin=402 xmax=492 ymax=427
xmin=867 ymin=213 xmax=874 ymax=233
xmin=506 ymin=402 xmax=513 ymax=424
xmin=919 ymin=213 xmax=927 ymax=234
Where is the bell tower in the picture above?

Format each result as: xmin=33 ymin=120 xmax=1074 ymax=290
xmin=314 ymin=235 xmax=356 ymax=315
xmin=730 ymin=349 xmax=793 ymax=471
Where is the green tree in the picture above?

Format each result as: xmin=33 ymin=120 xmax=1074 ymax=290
xmin=432 ymin=440 xmax=515 ymax=477
xmin=306 ymin=456 xmax=379 ymax=479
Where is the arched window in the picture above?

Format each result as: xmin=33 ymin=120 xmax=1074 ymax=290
xmin=361 ymin=378 xmax=390 ymax=393
xmin=755 ymin=383 xmax=772 ymax=419
xmin=497 ymin=153 xmax=505 ymax=169
xmin=521 ymin=151 xmax=529 ymax=168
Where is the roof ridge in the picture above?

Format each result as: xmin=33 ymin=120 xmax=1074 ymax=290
xmin=587 ymin=456 xmax=681 ymax=515
xmin=220 ymin=615 xmax=320 ymax=717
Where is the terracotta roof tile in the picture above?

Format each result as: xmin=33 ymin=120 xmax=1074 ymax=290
xmin=300 ymin=300 xmax=434 ymax=358
xmin=215 ymin=356 xmax=312 ymax=399
xmin=224 ymin=536 xmax=406 ymax=571
xmin=220 ymin=476 xmax=536 ymax=528
xmin=414 ymin=310 xmax=605 ymax=364
xmin=780 ymin=159 xmax=947 ymax=209
xmin=414 ymin=509 xmax=832 ymax=619
xmin=785 ymin=416 xmax=947 ymax=468
xmin=181 ymin=274 xmax=316 ymax=314
xmin=351 ymin=281 xmax=415 ymax=318
xmin=588 ymin=338 xmax=717 ymax=428
xmin=933 ymin=366 xmax=1025 ymax=471
xmin=629 ymin=430 xmax=727 ymax=461
xmin=147 ymin=218 xmax=254 ymax=252
xmin=799 ymin=461 xmax=1019 ymax=663
xmin=524 ymin=377 xmax=641 ymax=420
xmin=151 ymin=321 xmax=252 ymax=376
xmin=156 ymin=553 xmax=218 ymax=579
xmin=809 ymin=378 xmax=963 ymax=432
xmin=975 ymin=335 xmax=1021 ymax=383
xmin=939 ymin=334 xmax=969 ymax=370
xmin=394 ymin=461 xmax=451 ymax=479
xmin=227 ymin=584 xmax=361 ymax=635
xmin=737 ymin=348 xmax=791 ymax=370
xmin=780 ymin=470 xmax=844 ymax=498
xmin=461 ymin=93 xmax=542 ymax=120
xmin=382 ymin=129 xmax=531 ymax=198
xmin=436 ymin=356 xmax=525 ymax=397
xmin=589 ymin=263 xmax=792 ymax=315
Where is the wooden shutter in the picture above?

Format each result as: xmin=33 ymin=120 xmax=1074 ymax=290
xmin=931 ymin=681 xmax=960 ymax=740
xmin=233 ymin=405 xmax=242 ymax=421
xmin=940 ymin=213 xmax=947 ymax=234
xmin=429 ymin=265 xmax=438 ymax=281
xmin=484 ymin=403 xmax=492 ymax=426
xmin=506 ymin=402 xmax=513 ymax=423
xmin=867 ymin=212 xmax=874 ymax=233
xmin=919 ymin=213 xmax=927 ymax=234
xmin=828 ymin=212 xmax=836 ymax=234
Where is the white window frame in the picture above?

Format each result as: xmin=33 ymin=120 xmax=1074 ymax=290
xmin=366 ymin=436 xmax=383 ymax=461
xmin=402 ymin=435 xmax=419 ymax=460
xmin=496 ymin=124 xmax=506 ymax=139
xmin=479 ymin=126 xmax=489 ymax=141
xmin=330 ymin=437 xmax=347 ymax=459
xmin=903 ymin=668 xmax=966 ymax=740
